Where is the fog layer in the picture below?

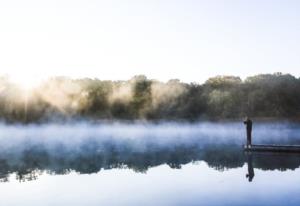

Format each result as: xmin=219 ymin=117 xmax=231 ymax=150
xmin=0 ymin=121 xmax=299 ymax=181
xmin=1 ymin=121 xmax=300 ymax=150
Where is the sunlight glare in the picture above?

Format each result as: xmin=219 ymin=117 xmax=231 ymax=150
xmin=11 ymin=75 xmax=41 ymax=91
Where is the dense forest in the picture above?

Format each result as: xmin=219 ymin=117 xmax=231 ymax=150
xmin=0 ymin=72 xmax=300 ymax=123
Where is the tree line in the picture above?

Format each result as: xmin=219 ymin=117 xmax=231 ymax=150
xmin=0 ymin=72 xmax=300 ymax=123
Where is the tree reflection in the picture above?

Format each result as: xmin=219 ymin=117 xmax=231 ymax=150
xmin=0 ymin=143 xmax=300 ymax=183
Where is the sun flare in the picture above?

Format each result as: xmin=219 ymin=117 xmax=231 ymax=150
xmin=11 ymin=75 xmax=42 ymax=91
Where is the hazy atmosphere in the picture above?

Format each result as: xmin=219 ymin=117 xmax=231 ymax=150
xmin=1 ymin=0 xmax=300 ymax=84
xmin=1 ymin=1 xmax=300 ymax=206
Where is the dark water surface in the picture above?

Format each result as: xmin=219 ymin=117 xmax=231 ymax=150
xmin=0 ymin=122 xmax=300 ymax=206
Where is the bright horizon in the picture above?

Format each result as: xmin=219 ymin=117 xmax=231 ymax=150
xmin=1 ymin=0 xmax=300 ymax=86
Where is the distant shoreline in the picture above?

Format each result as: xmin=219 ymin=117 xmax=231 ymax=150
xmin=1 ymin=117 xmax=300 ymax=125
xmin=0 ymin=73 xmax=300 ymax=123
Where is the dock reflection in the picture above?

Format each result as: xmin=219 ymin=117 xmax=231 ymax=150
xmin=244 ymin=151 xmax=300 ymax=182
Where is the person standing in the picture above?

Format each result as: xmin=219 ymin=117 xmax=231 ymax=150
xmin=243 ymin=117 xmax=252 ymax=147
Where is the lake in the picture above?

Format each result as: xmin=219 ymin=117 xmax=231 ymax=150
xmin=0 ymin=122 xmax=300 ymax=206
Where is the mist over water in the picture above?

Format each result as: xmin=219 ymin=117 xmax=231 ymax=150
xmin=1 ymin=121 xmax=300 ymax=206
xmin=0 ymin=121 xmax=300 ymax=181
xmin=1 ymin=121 xmax=300 ymax=150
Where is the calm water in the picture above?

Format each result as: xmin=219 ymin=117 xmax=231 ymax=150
xmin=0 ymin=122 xmax=300 ymax=206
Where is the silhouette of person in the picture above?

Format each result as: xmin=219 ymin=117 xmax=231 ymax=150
xmin=245 ymin=152 xmax=254 ymax=182
xmin=243 ymin=117 xmax=252 ymax=147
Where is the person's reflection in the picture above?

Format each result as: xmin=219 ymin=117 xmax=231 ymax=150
xmin=245 ymin=152 xmax=255 ymax=182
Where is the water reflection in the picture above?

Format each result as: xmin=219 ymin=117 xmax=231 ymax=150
xmin=0 ymin=143 xmax=300 ymax=183
xmin=1 ymin=123 xmax=300 ymax=206
xmin=0 ymin=122 xmax=300 ymax=183
xmin=245 ymin=152 xmax=254 ymax=182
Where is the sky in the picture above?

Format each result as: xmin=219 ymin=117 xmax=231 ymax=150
xmin=0 ymin=0 xmax=300 ymax=85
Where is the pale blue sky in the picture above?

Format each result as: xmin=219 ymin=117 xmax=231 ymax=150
xmin=0 ymin=0 xmax=300 ymax=85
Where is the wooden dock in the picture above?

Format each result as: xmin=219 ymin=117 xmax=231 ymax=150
xmin=244 ymin=144 xmax=300 ymax=153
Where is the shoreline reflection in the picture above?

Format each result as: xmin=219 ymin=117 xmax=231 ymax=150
xmin=0 ymin=144 xmax=300 ymax=183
